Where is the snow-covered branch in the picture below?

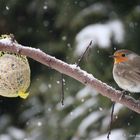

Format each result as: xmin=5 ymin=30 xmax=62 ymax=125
xmin=0 ymin=39 xmax=140 ymax=114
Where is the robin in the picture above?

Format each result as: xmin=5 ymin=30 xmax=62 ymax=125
xmin=111 ymin=49 xmax=140 ymax=93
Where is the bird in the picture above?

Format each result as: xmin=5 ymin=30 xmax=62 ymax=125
xmin=111 ymin=49 xmax=140 ymax=93
xmin=0 ymin=35 xmax=30 ymax=99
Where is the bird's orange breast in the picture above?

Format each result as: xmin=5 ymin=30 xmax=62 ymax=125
xmin=114 ymin=57 xmax=128 ymax=64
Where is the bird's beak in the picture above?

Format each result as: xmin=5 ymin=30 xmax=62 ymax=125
xmin=109 ymin=55 xmax=116 ymax=58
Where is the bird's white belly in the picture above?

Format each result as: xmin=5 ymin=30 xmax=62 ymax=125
xmin=113 ymin=74 xmax=140 ymax=93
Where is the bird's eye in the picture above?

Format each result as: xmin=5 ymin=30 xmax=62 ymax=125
xmin=121 ymin=54 xmax=126 ymax=57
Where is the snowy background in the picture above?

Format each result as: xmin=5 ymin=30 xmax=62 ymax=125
xmin=0 ymin=0 xmax=140 ymax=140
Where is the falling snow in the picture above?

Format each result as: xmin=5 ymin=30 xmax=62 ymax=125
xmin=48 ymin=84 xmax=52 ymax=88
xmin=62 ymin=36 xmax=67 ymax=41
xmin=37 ymin=121 xmax=42 ymax=127
xmin=99 ymin=107 xmax=103 ymax=111
xmin=6 ymin=6 xmax=10 ymax=10
xmin=43 ymin=5 xmax=48 ymax=10
xmin=81 ymin=98 xmax=85 ymax=102
xmin=48 ymin=107 xmax=52 ymax=112
xmin=67 ymin=43 xmax=71 ymax=48
xmin=56 ymin=81 xmax=60 ymax=84
xmin=39 ymin=83 xmax=48 ymax=93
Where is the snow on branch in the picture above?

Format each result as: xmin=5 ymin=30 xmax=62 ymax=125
xmin=0 ymin=39 xmax=140 ymax=114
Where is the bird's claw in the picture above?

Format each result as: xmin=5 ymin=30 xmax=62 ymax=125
xmin=119 ymin=90 xmax=127 ymax=101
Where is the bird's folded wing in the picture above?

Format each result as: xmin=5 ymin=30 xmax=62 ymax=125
xmin=123 ymin=69 xmax=140 ymax=83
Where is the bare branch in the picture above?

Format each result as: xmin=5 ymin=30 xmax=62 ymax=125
xmin=0 ymin=40 xmax=140 ymax=114
xmin=107 ymin=102 xmax=115 ymax=140
xmin=76 ymin=40 xmax=92 ymax=67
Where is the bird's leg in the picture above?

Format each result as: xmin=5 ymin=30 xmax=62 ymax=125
xmin=119 ymin=90 xmax=127 ymax=100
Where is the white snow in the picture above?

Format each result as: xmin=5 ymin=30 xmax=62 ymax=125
xmin=101 ymin=103 xmax=124 ymax=131
xmin=107 ymin=20 xmax=124 ymax=43
xmin=37 ymin=121 xmax=42 ymax=127
xmin=61 ymin=98 xmax=97 ymax=127
xmin=43 ymin=5 xmax=48 ymax=10
xmin=92 ymin=129 xmax=126 ymax=140
xmin=48 ymin=107 xmax=52 ymax=112
xmin=69 ymin=64 xmax=78 ymax=69
xmin=134 ymin=5 xmax=140 ymax=13
xmin=8 ymin=127 xmax=26 ymax=139
xmin=56 ymin=80 xmax=60 ymax=84
xmin=76 ymin=86 xmax=97 ymax=99
xmin=83 ymin=3 xmax=106 ymax=14
xmin=39 ymin=83 xmax=48 ymax=93
xmin=81 ymin=98 xmax=85 ymax=102
xmin=113 ymin=103 xmax=124 ymax=114
xmin=99 ymin=107 xmax=103 ymax=111
xmin=75 ymin=20 xmax=125 ymax=55
xmin=48 ymin=84 xmax=52 ymax=88
xmin=62 ymin=36 xmax=67 ymax=41
xmin=0 ymin=135 xmax=11 ymax=140
xmin=56 ymin=96 xmax=75 ymax=110
xmin=0 ymin=38 xmax=12 ymax=45
xmin=78 ymin=3 xmax=107 ymax=17
xmin=6 ymin=6 xmax=10 ymax=10
xmin=77 ymin=111 xmax=105 ymax=136
xmin=101 ymin=115 xmax=110 ymax=131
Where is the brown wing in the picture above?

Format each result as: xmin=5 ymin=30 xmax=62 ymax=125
xmin=123 ymin=56 xmax=140 ymax=82
xmin=129 ymin=56 xmax=140 ymax=72
xmin=124 ymin=71 xmax=140 ymax=83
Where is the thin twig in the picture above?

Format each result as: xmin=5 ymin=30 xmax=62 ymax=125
xmin=61 ymin=73 xmax=64 ymax=106
xmin=76 ymin=40 xmax=92 ymax=67
xmin=107 ymin=102 xmax=115 ymax=140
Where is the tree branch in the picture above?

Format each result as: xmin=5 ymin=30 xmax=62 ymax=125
xmin=0 ymin=39 xmax=140 ymax=114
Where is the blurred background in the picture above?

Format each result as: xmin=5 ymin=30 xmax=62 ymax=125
xmin=0 ymin=0 xmax=140 ymax=140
